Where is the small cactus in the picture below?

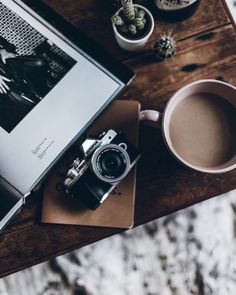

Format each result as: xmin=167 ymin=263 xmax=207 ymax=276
xmin=128 ymin=24 xmax=137 ymax=35
xmin=112 ymin=0 xmax=148 ymax=37
xmin=136 ymin=9 xmax=145 ymax=20
xmin=112 ymin=15 xmax=124 ymax=26
xmin=134 ymin=18 xmax=146 ymax=30
xmin=153 ymin=33 xmax=176 ymax=61
xmin=122 ymin=0 xmax=135 ymax=20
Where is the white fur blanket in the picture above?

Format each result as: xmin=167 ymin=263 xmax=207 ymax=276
xmin=0 ymin=190 xmax=235 ymax=295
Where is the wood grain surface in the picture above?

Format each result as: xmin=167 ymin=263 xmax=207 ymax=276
xmin=0 ymin=0 xmax=235 ymax=278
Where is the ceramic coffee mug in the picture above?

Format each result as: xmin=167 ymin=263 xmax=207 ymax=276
xmin=140 ymin=79 xmax=236 ymax=174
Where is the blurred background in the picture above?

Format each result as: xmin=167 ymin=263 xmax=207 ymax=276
xmin=0 ymin=1 xmax=236 ymax=294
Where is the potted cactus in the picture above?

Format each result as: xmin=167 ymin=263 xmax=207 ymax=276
xmin=153 ymin=33 xmax=176 ymax=61
xmin=111 ymin=0 xmax=154 ymax=51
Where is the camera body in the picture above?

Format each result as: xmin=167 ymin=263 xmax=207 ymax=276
xmin=64 ymin=130 xmax=141 ymax=210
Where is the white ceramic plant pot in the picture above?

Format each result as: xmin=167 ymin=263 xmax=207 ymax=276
xmin=112 ymin=4 xmax=154 ymax=52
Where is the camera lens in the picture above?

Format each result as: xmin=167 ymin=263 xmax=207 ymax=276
xmin=92 ymin=144 xmax=130 ymax=183
xmin=101 ymin=150 xmax=125 ymax=175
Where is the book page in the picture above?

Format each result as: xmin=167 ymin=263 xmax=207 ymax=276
xmin=0 ymin=0 xmax=122 ymax=194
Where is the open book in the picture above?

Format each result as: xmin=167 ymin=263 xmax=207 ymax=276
xmin=0 ymin=0 xmax=134 ymax=230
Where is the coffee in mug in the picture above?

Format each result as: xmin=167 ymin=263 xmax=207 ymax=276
xmin=140 ymin=80 xmax=236 ymax=173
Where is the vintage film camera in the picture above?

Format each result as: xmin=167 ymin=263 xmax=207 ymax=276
xmin=64 ymin=129 xmax=141 ymax=210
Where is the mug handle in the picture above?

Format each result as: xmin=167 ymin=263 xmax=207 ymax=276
xmin=139 ymin=110 xmax=163 ymax=128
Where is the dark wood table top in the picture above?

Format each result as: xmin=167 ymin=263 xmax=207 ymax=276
xmin=0 ymin=0 xmax=236 ymax=278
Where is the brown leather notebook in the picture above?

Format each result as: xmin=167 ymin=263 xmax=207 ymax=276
xmin=41 ymin=100 xmax=140 ymax=228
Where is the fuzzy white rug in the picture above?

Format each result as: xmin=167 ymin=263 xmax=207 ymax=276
xmin=0 ymin=190 xmax=236 ymax=295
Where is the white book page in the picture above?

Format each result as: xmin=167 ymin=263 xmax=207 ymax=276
xmin=0 ymin=0 xmax=122 ymax=195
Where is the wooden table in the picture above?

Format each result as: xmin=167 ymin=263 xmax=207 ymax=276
xmin=0 ymin=0 xmax=236 ymax=278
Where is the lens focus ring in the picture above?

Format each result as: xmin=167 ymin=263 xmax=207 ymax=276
xmin=91 ymin=144 xmax=130 ymax=183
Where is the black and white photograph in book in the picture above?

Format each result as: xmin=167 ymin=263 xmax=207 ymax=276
xmin=0 ymin=2 xmax=76 ymax=133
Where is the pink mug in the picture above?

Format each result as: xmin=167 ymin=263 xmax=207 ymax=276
xmin=139 ymin=79 xmax=236 ymax=174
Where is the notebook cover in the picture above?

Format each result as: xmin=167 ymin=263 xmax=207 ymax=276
xmin=41 ymin=100 xmax=140 ymax=228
